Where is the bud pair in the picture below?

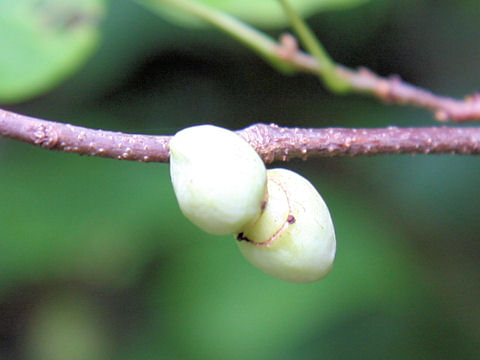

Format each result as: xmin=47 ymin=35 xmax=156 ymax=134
xmin=169 ymin=125 xmax=336 ymax=283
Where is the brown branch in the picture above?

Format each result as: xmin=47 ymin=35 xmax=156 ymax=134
xmin=2 ymin=108 xmax=480 ymax=163
xmin=276 ymin=34 xmax=480 ymax=123
xmin=239 ymin=124 xmax=480 ymax=162
xmin=0 ymin=109 xmax=171 ymax=162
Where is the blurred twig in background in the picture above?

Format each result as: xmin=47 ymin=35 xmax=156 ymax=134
xmin=142 ymin=0 xmax=480 ymax=122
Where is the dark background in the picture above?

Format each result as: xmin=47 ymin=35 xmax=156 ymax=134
xmin=1 ymin=0 xmax=479 ymax=359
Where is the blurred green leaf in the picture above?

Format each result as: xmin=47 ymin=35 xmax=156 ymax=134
xmin=0 ymin=0 xmax=105 ymax=103
xmin=23 ymin=292 xmax=111 ymax=360
xmin=141 ymin=0 xmax=371 ymax=28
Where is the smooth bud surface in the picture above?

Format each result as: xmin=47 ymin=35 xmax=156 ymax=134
xmin=169 ymin=125 xmax=267 ymax=235
xmin=236 ymin=168 xmax=336 ymax=283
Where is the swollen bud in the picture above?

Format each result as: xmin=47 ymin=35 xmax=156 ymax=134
xmin=169 ymin=125 xmax=267 ymax=235
xmin=236 ymin=168 xmax=336 ymax=283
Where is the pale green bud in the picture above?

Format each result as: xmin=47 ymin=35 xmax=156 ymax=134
xmin=169 ymin=125 xmax=267 ymax=235
xmin=236 ymin=168 xmax=336 ymax=283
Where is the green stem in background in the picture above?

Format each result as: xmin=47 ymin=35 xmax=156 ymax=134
xmin=277 ymin=0 xmax=351 ymax=93
xmin=137 ymin=0 xmax=297 ymax=74
xmin=139 ymin=0 xmax=352 ymax=92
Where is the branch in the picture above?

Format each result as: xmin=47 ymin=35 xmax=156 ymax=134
xmin=0 ymin=109 xmax=170 ymax=162
xmin=2 ymin=108 xmax=480 ymax=163
xmin=274 ymin=1 xmax=480 ymax=122
xmin=276 ymin=34 xmax=480 ymax=123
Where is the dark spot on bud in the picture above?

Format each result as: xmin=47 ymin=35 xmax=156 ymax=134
xmin=287 ymin=215 xmax=296 ymax=224
xmin=237 ymin=232 xmax=252 ymax=242
xmin=261 ymin=200 xmax=267 ymax=211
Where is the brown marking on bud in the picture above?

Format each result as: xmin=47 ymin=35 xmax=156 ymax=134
xmin=237 ymin=232 xmax=252 ymax=243
xmin=243 ymin=175 xmax=296 ymax=248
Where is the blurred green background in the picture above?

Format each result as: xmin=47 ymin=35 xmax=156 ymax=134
xmin=1 ymin=0 xmax=479 ymax=359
